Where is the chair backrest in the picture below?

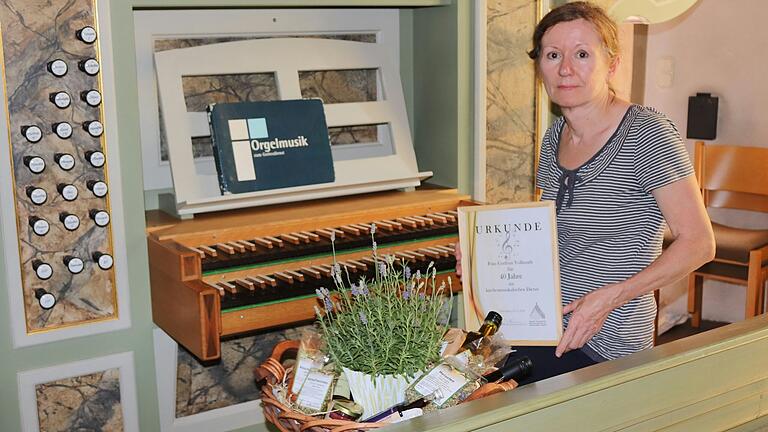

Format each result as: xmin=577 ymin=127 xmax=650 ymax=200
xmin=694 ymin=141 xmax=768 ymax=213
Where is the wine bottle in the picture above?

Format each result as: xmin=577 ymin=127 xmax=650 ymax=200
xmin=460 ymin=311 xmax=502 ymax=354
xmin=483 ymin=355 xmax=533 ymax=383
xmin=362 ymin=394 xmax=435 ymax=423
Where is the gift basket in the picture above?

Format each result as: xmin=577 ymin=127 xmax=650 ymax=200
xmin=254 ymin=227 xmax=532 ymax=431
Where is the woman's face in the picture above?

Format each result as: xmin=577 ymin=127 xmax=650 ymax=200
xmin=538 ymin=18 xmax=617 ymax=109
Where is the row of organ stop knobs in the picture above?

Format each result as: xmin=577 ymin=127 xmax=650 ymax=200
xmin=23 ymin=25 xmax=113 ymax=311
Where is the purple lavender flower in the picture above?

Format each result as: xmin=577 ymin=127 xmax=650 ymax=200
xmin=372 ymin=241 xmax=378 ymax=256
xmin=359 ymin=280 xmax=369 ymax=295
xmin=324 ymin=296 xmax=333 ymax=312
xmin=379 ymin=262 xmax=387 ymax=277
xmin=359 ymin=311 xmax=368 ymax=324
xmin=351 ymin=283 xmax=361 ymax=297
xmin=404 ymin=266 xmax=412 ymax=280
xmin=403 ymin=289 xmax=411 ymax=300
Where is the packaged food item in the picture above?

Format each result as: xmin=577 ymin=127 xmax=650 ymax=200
xmin=328 ymin=398 xmax=364 ymax=421
xmin=293 ymin=369 xmax=335 ymax=413
xmin=404 ymin=356 xmax=484 ymax=411
xmin=290 ymin=330 xmax=328 ymax=396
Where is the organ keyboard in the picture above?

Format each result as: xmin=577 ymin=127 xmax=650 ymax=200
xmin=147 ymin=188 xmax=472 ymax=360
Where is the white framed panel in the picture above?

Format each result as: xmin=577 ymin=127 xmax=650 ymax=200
xmin=0 ymin=0 xmax=131 ymax=347
xmin=155 ymin=36 xmax=428 ymax=217
xmin=473 ymin=0 xmax=487 ymax=202
xmin=17 ymin=352 xmax=139 ymax=432
xmin=134 ymin=9 xmax=402 ymax=192
xmin=153 ymin=328 xmax=265 ymax=432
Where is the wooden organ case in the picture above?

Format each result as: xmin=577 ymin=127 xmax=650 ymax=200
xmin=149 ymin=189 xmax=470 ymax=360
xmin=146 ymin=34 xmax=472 ymax=360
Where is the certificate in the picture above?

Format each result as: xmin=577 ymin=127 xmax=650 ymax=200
xmin=458 ymin=201 xmax=562 ymax=345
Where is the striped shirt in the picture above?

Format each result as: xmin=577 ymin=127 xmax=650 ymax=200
xmin=536 ymin=105 xmax=694 ymax=360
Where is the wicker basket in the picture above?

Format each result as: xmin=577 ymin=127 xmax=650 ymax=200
xmin=255 ymin=340 xmax=517 ymax=432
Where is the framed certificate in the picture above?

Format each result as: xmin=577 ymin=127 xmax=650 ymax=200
xmin=458 ymin=201 xmax=563 ymax=345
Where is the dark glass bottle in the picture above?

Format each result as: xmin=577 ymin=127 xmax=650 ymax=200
xmin=362 ymin=395 xmax=434 ymax=422
xmin=483 ymin=355 xmax=533 ymax=383
xmin=460 ymin=311 xmax=503 ymax=354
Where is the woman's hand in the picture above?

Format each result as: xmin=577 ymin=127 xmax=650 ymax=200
xmin=555 ymin=284 xmax=622 ymax=357
xmin=454 ymin=242 xmax=462 ymax=278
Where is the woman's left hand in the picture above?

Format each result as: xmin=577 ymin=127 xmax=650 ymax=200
xmin=555 ymin=284 xmax=621 ymax=357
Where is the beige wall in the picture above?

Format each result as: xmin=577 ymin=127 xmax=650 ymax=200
xmin=644 ymin=0 xmax=768 ymax=322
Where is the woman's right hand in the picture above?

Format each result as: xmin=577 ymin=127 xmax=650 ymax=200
xmin=454 ymin=242 xmax=462 ymax=278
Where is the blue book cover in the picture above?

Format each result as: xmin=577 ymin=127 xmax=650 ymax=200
xmin=207 ymin=99 xmax=335 ymax=194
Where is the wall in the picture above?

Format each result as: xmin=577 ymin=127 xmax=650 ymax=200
xmin=644 ymin=0 xmax=768 ymax=323
xmin=0 ymin=2 xmax=473 ymax=431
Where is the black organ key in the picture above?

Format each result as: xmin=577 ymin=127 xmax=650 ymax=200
xmin=264 ymin=236 xmax=284 ymax=247
xmin=235 ymin=279 xmax=256 ymax=292
xmin=226 ymin=242 xmax=246 ymax=253
xmin=286 ymin=270 xmax=305 ymax=282
xmin=300 ymin=267 xmax=322 ymax=279
xmin=300 ymin=231 xmax=320 ymax=241
xmin=253 ymin=238 xmax=273 ymax=249
xmin=215 ymin=243 xmax=235 ymax=255
xmin=291 ymin=232 xmax=311 ymax=243
xmin=279 ymin=233 xmax=301 ymax=245
xmin=396 ymin=217 xmax=420 ymax=228
xmin=198 ymin=245 xmax=217 ymax=257
xmin=217 ymin=281 xmax=237 ymax=294
xmin=426 ymin=213 xmax=448 ymax=224
xmin=274 ymin=272 xmax=293 ymax=284
xmin=339 ymin=225 xmax=360 ymax=236
xmin=235 ymin=240 xmax=257 ymax=251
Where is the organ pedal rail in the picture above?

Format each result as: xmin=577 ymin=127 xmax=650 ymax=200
xmin=147 ymin=188 xmax=473 ymax=361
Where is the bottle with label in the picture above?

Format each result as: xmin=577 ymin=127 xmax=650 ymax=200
xmin=362 ymin=393 xmax=435 ymax=423
xmin=483 ymin=355 xmax=533 ymax=383
xmin=459 ymin=311 xmax=502 ymax=355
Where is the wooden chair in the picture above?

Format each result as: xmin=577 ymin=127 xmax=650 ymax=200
xmin=688 ymin=141 xmax=768 ymax=327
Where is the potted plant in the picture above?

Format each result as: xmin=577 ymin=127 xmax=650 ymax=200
xmin=314 ymin=226 xmax=451 ymax=417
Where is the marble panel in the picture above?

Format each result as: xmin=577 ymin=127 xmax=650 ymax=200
xmin=485 ymin=0 xmax=538 ymax=203
xmin=154 ymin=34 xmax=377 ymax=161
xmin=35 ymin=368 xmax=123 ymax=432
xmin=0 ymin=0 xmax=117 ymax=331
xmin=175 ymin=324 xmax=312 ymax=418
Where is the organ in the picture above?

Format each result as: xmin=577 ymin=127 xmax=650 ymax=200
xmin=148 ymin=188 xmax=473 ymax=361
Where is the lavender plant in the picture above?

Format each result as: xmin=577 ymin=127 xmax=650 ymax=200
xmin=314 ymin=225 xmax=451 ymax=376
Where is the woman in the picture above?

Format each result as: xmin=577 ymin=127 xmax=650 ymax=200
xmin=465 ymin=2 xmax=715 ymax=383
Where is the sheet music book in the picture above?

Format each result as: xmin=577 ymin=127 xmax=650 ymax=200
xmin=208 ymin=99 xmax=335 ymax=194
